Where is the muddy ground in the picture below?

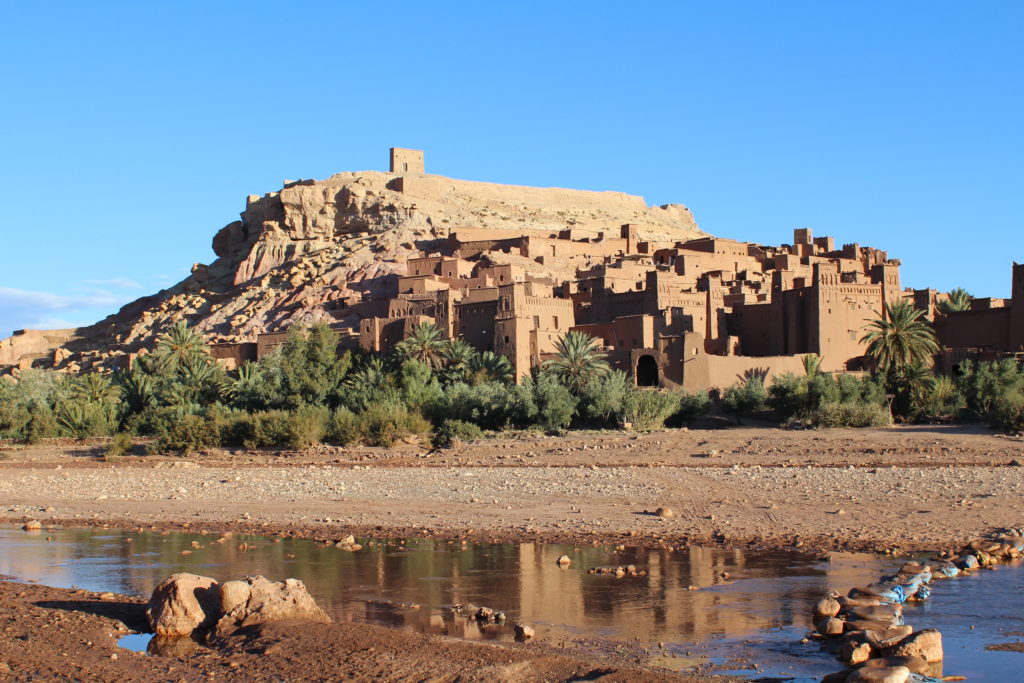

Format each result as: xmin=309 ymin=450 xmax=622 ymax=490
xmin=0 ymin=580 xmax=726 ymax=682
xmin=1 ymin=424 xmax=1023 ymax=681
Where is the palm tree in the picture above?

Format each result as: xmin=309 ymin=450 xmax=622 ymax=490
xmin=801 ymin=354 xmax=822 ymax=377
xmin=543 ymin=331 xmax=610 ymax=394
xmin=441 ymin=339 xmax=477 ymax=384
xmin=153 ymin=321 xmax=209 ymax=375
xmin=471 ymin=351 xmax=514 ymax=384
xmin=68 ymin=372 xmax=120 ymax=407
xmin=860 ymin=300 xmax=940 ymax=378
xmin=937 ymin=287 xmax=972 ymax=314
xmin=394 ymin=322 xmax=447 ymax=370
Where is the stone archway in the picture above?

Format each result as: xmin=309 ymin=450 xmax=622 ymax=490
xmin=636 ymin=354 xmax=659 ymax=387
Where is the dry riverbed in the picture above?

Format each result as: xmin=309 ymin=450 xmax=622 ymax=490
xmin=2 ymin=424 xmax=1022 ymax=554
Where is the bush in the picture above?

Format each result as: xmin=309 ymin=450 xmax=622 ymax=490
xmin=990 ymin=389 xmax=1024 ymax=433
xmin=25 ymin=404 xmax=60 ymax=443
xmin=432 ymin=419 xmax=483 ymax=448
xmin=56 ymin=401 xmax=116 ymax=439
xmin=665 ymin=390 xmax=711 ymax=426
xmin=149 ymin=413 xmax=220 ymax=455
xmin=225 ymin=410 xmax=292 ymax=449
xmin=524 ymin=372 xmax=577 ymax=432
xmin=425 ymin=381 xmax=535 ymax=430
xmin=956 ymin=360 xmax=1024 ymax=421
xmin=620 ymin=388 xmax=680 ymax=430
xmin=328 ymin=406 xmax=363 ymax=445
xmin=578 ymin=371 xmax=630 ymax=427
xmin=361 ymin=402 xmax=431 ymax=447
xmin=791 ymin=402 xmax=891 ymax=428
xmin=287 ymin=405 xmax=329 ymax=450
xmin=721 ymin=376 xmax=768 ymax=424
xmin=105 ymin=432 xmax=134 ymax=459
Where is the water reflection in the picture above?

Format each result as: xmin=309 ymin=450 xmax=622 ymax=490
xmin=0 ymin=527 xmax=890 ymax=648
xmin=2 ymin=527 xmax=961 ymax=679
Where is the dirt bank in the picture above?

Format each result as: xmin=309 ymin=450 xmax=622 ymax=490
xmin=0 ymin=580 xmax=733 ymax=682
xmin=2 ymin=425 xmax=1022 ymax=554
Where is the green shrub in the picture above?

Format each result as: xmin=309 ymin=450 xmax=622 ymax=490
xmin=105 ymin=432 xmax=134 ymax=459
xmin=328 ymin=406 xmax=363 ymax=445
xmin=56 ymin=401 xmax=116 ymax=439
xmin=361 ymin=402 xmax=431 ymax=447
xmin=524 ymin=372 xmax=577 ymax=432
xmin=149 ymin=413 xmax=220 ymax=455
xmin=578 ymin=371 xmax=630 ymax=427
xmin=665 ymin=390 xmax=711 ymax=426
xmin=721 ymin=376 xmax=768 ymax=424
xmin=425 ymin=381 xmax=535 ymax=430
xmin=956 ymin=360 xmax=1024 ymax=421
xmin=432 ymin=419 xmax=483 ymax=448
xmin=25 ymin=404 xmax=60 ymax=443
xmin=620 ymin=388 xmax=680 ymax=430
xmin=287 ymin=405 xmax=329 ymax=450
xmin=788 ymin=402 xmax=890 ymax=428
xmin=990 ymin=389 xmax=1024 ymax=433
xmin=226 ymin=410 xmax=292 ymax=449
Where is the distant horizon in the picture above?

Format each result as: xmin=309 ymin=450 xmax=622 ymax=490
xmin=2 ymin=2 xmax=1020 ymax=337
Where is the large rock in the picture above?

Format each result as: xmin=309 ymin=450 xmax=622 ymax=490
xmin=145 ymin=573 xmax=220 ymax=637
xmin=859 ymin=655 xmax=929 ymax=675
xmin=213 ymin=576 xmax=330 ymax=637
xmin=863 ymin=626 xmax=913 ymax=649
xmin=846 ymin=666 xmax=910 ymax=683
xmin=839 ymin=639 xmax=874 ymax=666
xmin=884 ymin=628 xmax=943 ymax=662
xmin=814 ymin=597 xmax=841 ymax=618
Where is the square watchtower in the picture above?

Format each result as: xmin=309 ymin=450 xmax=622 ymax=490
xmin=389 ymin=147 xmax=424 ymax=174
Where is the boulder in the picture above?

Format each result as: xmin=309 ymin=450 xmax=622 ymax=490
xmin=884 ymin=628 xmax=943 ymax=662
xmin=514 ymin=623 xmax=535 ymax=640
xmin=846 ymin=605 xmax=902 ymax=622
xmin=22 ymin=520 xmax=42 ymax=532
xmin=863 ymin=626 xmax=913 ymax=649
xmin=146 ymin=573 xmax=220 ymax=637
xmin=814 ymin=597 xmax=842 ymax=618
xmin=655 ymin=507 xmax=674 ymax=518
xmin=213 ymin=576 xmax=330 ymax=638
xmin=815 ymin=617 xmax=845 ymax=636
xmin=218 ymin=580 xmax=252 ymax=614
xmin=556 ymin=554 xmax=572 ymax=567
xmin=846 ymin=666 xmax=910 ymax=683
xmin=859 ymin=655 xmax=929 ymax=675
xmin=839 ymin=639 xmax=874 ymax=666
xmin=846 ymin=619 xmax=900 ymax=633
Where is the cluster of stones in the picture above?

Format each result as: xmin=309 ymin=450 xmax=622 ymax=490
xmin=145 ymin=573 xmax=330 ymax=642
xmin=587 ymin=564 xmax=648 ymax=578
xmin=815 ymin=529 xmax=1024 ymax=683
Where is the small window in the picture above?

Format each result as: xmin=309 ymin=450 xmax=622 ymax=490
xmin=553 ymin=316 xmax=559 ymax=328
xmin=504 ymin=335 xmax=510 ymax=343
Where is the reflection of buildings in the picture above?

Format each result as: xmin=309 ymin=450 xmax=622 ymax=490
xmin=1 ymin=530 xmax=892 ymax=648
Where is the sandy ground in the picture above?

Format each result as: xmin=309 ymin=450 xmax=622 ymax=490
xmin=2 ymin=424 xmax=1023 ymax=554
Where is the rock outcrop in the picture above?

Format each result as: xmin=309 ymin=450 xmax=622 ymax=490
xmin=0 ymin=166 xmax=704 ymax=373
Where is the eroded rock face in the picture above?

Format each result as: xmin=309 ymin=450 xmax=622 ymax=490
xmin=213 ymin=576 xmax=331 ymax=638
xmin=2 ymin=168 xmax=705 ymax=373
xmin=145 ymin=573 xmax=220 ymax=637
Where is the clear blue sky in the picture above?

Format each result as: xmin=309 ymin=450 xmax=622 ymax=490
xmin=1 ymin=1 xmax=1021 ymax=338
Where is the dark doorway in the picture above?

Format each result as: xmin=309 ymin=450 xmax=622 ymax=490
xmin=636 ymin=355 xmax=659 ymax=387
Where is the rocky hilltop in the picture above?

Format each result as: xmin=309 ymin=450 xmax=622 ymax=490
xmin=1 ymin=163 xmax=704 ymax=373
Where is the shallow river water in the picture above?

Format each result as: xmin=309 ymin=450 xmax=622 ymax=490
xmin=1 ymin=526 xmax=1022 ymax=680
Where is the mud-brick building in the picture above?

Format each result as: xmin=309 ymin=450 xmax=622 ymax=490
xmin=926 ymin=263 xmax=1024 ymax=371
